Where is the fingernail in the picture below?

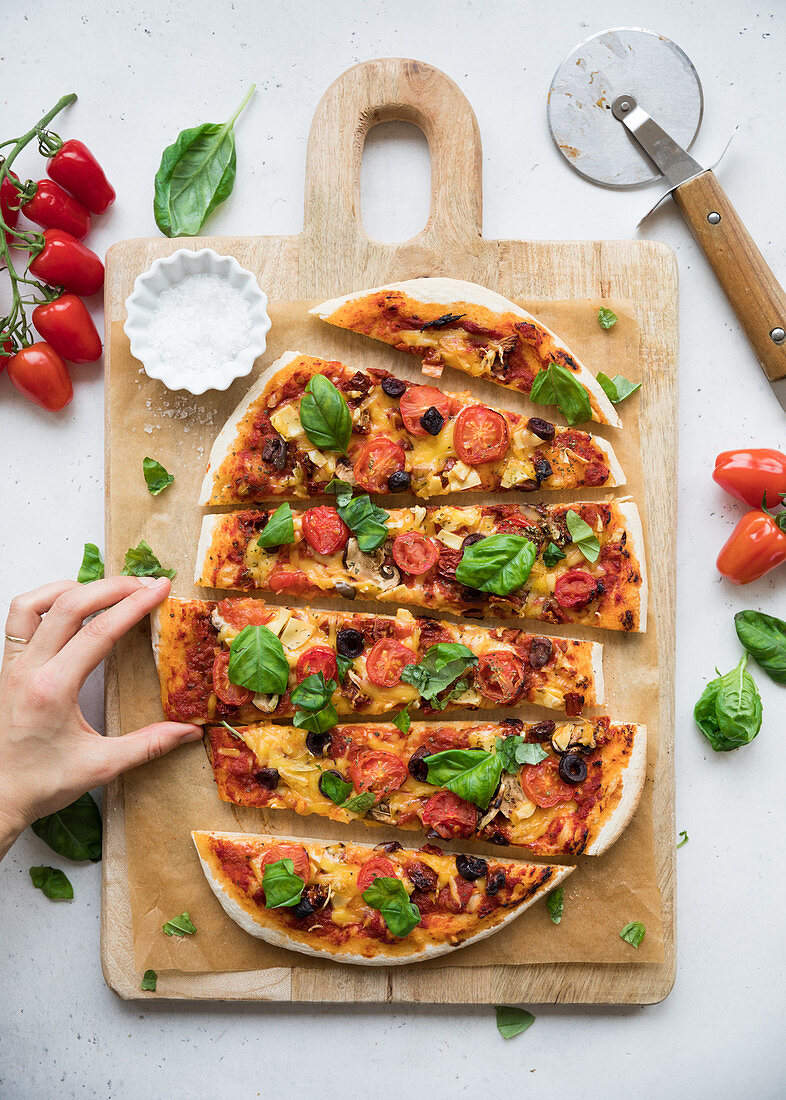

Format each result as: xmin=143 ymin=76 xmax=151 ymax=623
xmin=136 ymin=575 xmax=169 ymax=588
xmin=181 ymin=727 xmax=203 ymax=742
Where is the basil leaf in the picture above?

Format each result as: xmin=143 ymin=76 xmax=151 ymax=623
xmin=262 ymin=858 xmax=304 ymax=909
xmin=400 ymin=642 xmax=478 ymax=704
xmin=529 ymin=362 xmax=592 ymax=425
xmin=293 ymin=703 xmax=338 ymax=737
xmin=495 ymin=1006 xmax=536 ymax=1039
xmin=424 ymin=749 xmax=502 ymax=810
xmin=362 ymin=876 xmax=421 ymax=938
xmin=620 ymin=920 xmax=645 ymax=948
xmin=325 ymin=478 xmax=354 ymax=509
xmin=455 ymin=534 xmax=537 ymax=596
xmin=694 ymin=655 xmax=762 ymax=751
xmin=141 ymin=969 xmax=157 ymax=992
xmin=546 ymin=886 xmax=563 ymax=925
xmin=29 ymin=866 xmax=73 ymax=900
xmin=142 ymin=456 xmax=174 ymax=496
xmin=597 ymin=307 xmax=619 ymax=329
xmin=121 ymin=540 xmax=176 ymax=579
xmin=153 ymin=85 xmax=255 ymax=237
xmin=162 ymin=911 xmax=197 ymax=936
xmin=543 ymin=542 xmax=565 ymax=568
xmin=256 ymin=503 xmax=295 ymax=549
xmin=290 ymin=673 xmax=336 ymax=712
xmin=596 ymin=372 xmax=640 ymax=404
xmin=77 ymin=543 xmax=104 ymax=583
xmin=299 ymin=374 xmax=351 ymax=454
xmin=677 ymin=830 xmax=689 ymax=849
xmin=337 ymin=494 xmax=389 ymax=552
xmin=734 ymin=610 xmax=786 ymax=684
xmin=228 ymin=625 xmax=289 ymax=695
xmin=31 ymin=793 xmax=102 ymax=862
xmin=319 ymin=770 xmax=353 ymax=805
xmin=336 ymin=654 xmax=354 ymax=683
xmin=495 ymin=736 xmax=548 ymax=773
xmin=342 ymin=791 xmax=377 ymax=815
xmin=392 ymin=706 xmax=411 ymax=735
xmin=565 ymin=509 xmax=600 ymax=564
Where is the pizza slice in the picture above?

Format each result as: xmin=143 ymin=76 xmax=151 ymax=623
xmin=205 ymin=716 xmax=646 ymax=857
xmin=196 ymin=497 xmax=647 ymax=632
xmin=310 ymin=278 xmax=622 ymax=427
xmin=193 ymin=830 xmax=574 ymax=964
xmin=151 ymin=597 xmax=603 ymax=725
xmin=199 ymin=350 xmax=624 ymax=506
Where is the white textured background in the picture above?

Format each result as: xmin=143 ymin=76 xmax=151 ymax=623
xmin=1 ymin=1 xmax=784 ymax=1097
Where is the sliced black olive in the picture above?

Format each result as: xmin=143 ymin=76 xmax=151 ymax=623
xmin=254 ymin=767 xmax=280 ymax=790
xmin=527 ymin=720 xmax=556 ymax=743
xmin=336 ymin=628 xmax=363 ymax=658
xmin=558 ymin=752 xmax=588 ymax=785
xmin=305 ymin=729 xmax=332 ymax=756
xmin=407 ymin=745 xmax=431 ymax=782
xmin=387 ymin=469 xmax=411 ymax=493
xmin=318 ymin=769 xmax=345 ymax=796
xmin=486 ymin=833 xmax=510 ymax=846
xmin=502 ymin=718 xmax=524 ymax=732
xmin=529 ymin=637 xmax=553 ymax=669
xmin=406 ymin=860 xmax=438 ymax=892
xmin=382 ymin=376 xmax=407 ymax=398
xmin=420 ymin=406 xmax=444 ymax=435
xmin=486 ymin=869 xmax=506 ymax=896
xmin=520 ymin=479 xmax=539 ymax=492
xmin=456 ymin=854 xmax=488 ymax=882
xmin=462 ymin=533 xmax=484 ymax=550
xmin=534 ymin=455 xmax=553 ymax=484
xmin=526 ymin=417 xmax=556 ymax=441
xmin=293 ymin=883 xmax=328 ymax=920
xmin=374 ymin=840 xmax=403 ymax=853
xmin=333 ymin=582 xmax=357 ymax=600
xmin=261 ymin=436 xmax=288 ymax=470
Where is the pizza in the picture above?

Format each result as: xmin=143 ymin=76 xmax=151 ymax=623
xmin=196 ymin=498 xmax=647 ymax=633
xmin=205 ymin=716 xmax=646 ymax=857
xmin=192 ymin=830 xmax=574 ymax=964
xmin=198 ymin=350 xmax=624 ymax=506
xmin=151 ymin=597 xmax=603 ymax=724
xmin=310 ymin=277 xmax=622 ymax=427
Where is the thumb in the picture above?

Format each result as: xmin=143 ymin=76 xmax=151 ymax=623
xmin=97 ymin=722 xmax=203 ymax=779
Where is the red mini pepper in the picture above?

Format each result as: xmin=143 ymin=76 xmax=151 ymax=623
xmin=28 ymin=228 xmax=104 ymax=297
xmin=717 ymin=507 xmax=786 ymax=585
xmin=47 ymin=139 xmax=115 ymax=215
xmin=6 ymin=341 xmax=73 ymax=411
xmin=22 ymin=179 xmax=91 ymax=240
xmin=713 ymin=448 xmax=786 ymax=510
xmin=32 ymin=293 xmax=102 ymax=363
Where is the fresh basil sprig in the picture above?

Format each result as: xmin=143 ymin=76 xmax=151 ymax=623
xmin=121 ymin=540 xmax=176 ymax=580
xmin=620 ymin=921 xmax=645 ymax=948
xmin=342 ymin=791 xmax=376 ymax=814
xmin=163 ymin=911 xmax=197 ymax=937
xmin=142 ymin=457 xmax=174 ymax=496
xmin=694 ymin=655 xmax=763 ymax=752
xmin=362 ymin=876 xmax=421 ymax=938
xmin=154 ymin=85 xmax=255 ymax=237
xmin=734 ymin=610 xmax=786 ymax=684
xmin=529 ymin=362 xmax=591 ymax=425
xmin=262 ymin=858 xmax=304 ymax=909
xmin=495 ymin=1006 xmax=536 ymax=1039
xmin=542 ymin=542 xmax=565 ymax=568
xmin=337 ymin=494 xmax=389 ymax=553
xmin=228 ymin=625 xmax=290 ymax=695
xmin=291 ymin=672 xmax=338 ymax=736
xmin=424 ymin=748 xmax=502 ymax=810
xmin=31 ymin=793 xmax=102 ymax=862
xmin=401 ymin=643 xmax=478 ymax=708
xmin=141 ymin=970 xmax=157 ymax=992
xmin=597 ymin=307 xmax=619 ymax=330
xmin=256 ymin=503 xmax=295 ymax=549
xmin=596 ymin=372 xmax=640 ymax=404
xmin=29 ymin=866 xmax=73 ymax=900
xmin=392 ymin=706 xmax=411 ymax=735
xmin=325 ymin=478 xmax=354 ymax=508
xmin=319 ymin=771 xmax=353 ymax=805
xmin=495 ymin=736 xmax=548 ymax=772
xmin=565 ymin=509 xmax=600 ymax=564
xmin=77 ymin=543 xmax=104 ymax=583
xmin=299 ymin=374 xmax=351 ymax=454
xmin=546 ymin=886 xmax=563 ymax=925
xmin=336 ymin=654 xmax=354 ymax=683
xmin=455 ymin=534 xmax=537 ymax=596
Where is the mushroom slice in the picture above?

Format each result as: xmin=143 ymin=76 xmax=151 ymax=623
xmin=342 ymin=537 xmax=400 ymax=592
xmin=368 ymin=800 xmax=395 ymax=824
xmin=253 ymin=693 xmax=280 ymax=713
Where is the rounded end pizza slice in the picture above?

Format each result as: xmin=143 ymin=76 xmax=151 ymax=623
xmin=192 ymin=830 xmax=574 ymax=965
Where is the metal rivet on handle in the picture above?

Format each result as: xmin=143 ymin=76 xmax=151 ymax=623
xmin=707 ymin=211 xmax=721 ymax=225
xmin=771 ymin=327 xmax=786 ymax=345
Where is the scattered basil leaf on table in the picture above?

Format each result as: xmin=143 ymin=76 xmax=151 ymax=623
xmin=734 ymin=610 xmax=786 ymax=684
xmin=325 ymin=478 xmax=354 ymax=508
xmin=495 ymin=736 xmax=548 ymax=773
xmin=597 ymin=307 xmax=618 ymax=330
xmin=77 ymin=543 xmax=104 ymax=584
xmin=29 ymin=866 xmax=73 ymax=900
xmin=335 ymin=654 xmax=354 ymax=683
xmin=153 ymin=85 xmax=255 ymax=237
xmin=455 ymin=534 xmax=537 ymax=596
xmin=596 ymin=372 xmax=640 ymax=404
xmin=121 ymin=540 xmax=176 ymax=579
xmin=262 ymin=859 xmax=304 ymax=909
xmin=677 ymin=830 xmax=689 ymax=849
xmin=565 ymin=509 xmax=601 ymax=564
xmin=401 ymin=643 xmax=478 ymax=706
xmin=529 ymin=362 xmax=592 ymax=425
xmin=694 ymin=654 xmax=762 ymax=752
xmin=141 ymin=970 xmax=157 ymax=992
xmin=299 ymin=374 xmax=351 ymax=454
xmin=542 ymin=542 xmax=565 ymax=568
xmin=142 ymin=456 xmax=174 ymax=496
xmin=162 ymin=911 xmax=197 ymax=937
xmin=495 ymin=1006 xmax=536 ymax=1039
xmin=620 ymin=921 xmax=646 ymax=948
xmin=31 ymin=792 xmax=102 ymax=862
xmin=546 ymin=886 xmax=564 ymax=925
xmin=392 ymin=706 xmax=411 ymax=735
xmin=228 ymin=625 xmax=289 ymax=695
xmin=220 ymin=720 xmax=243 ymax=740
xmin=425 ymin=749 xmax=503 ymax=810
xmin=337 ymin=494 xmax=389 ymax=553
xmin=256 ymin=503 xmax=295 ymax=549
xmin=342 ymin=791 xmax=377 ymax=815
xmin=362 ymin=877 xmax=421 ymax=937
xmin=319 ymin=771 xmax=353 ymax=806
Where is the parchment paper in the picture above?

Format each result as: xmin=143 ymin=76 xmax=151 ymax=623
xmin=107 ymin=298 xmax=665 ymax=973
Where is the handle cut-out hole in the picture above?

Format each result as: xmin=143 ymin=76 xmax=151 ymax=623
xmin=360 ymin=121 xmax=431 ymax=243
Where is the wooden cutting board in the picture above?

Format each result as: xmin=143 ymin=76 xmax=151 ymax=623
xmin=101 ymin=58 xmax=677 ymax=1003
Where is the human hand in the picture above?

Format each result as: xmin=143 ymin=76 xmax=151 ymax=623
xmin=0 ymin=576 xmax=200 ymax=859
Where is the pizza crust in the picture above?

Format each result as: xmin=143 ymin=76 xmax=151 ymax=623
xmin=584 ymin=724 xmax=647 ymax=856
xmin=614 ymin=499 xmax=648 ymax=630
xmin=194 ymin=513 xmax=223 ymax=586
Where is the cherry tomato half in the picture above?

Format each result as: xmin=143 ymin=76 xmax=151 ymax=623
xmin=353 ymin=437 xmax=406 ymax=494
xmin=399 ymin=385 xmax=450 ymax=437
xmin=296 ymin=646 xmax=338 ymax=683
xmin=475 ymin=651 xmax=527 ymax=704
xmin=301 ymin=506 xmax=350 ymax=555
xmin=365 ymin=638 xmax=416 ymax=688
xmin=421 ymin=791 xmax=478 ymax=839
xmin=32 ymin=293 xmax=102 ymax=363
xmin=6 ymin=342 xmax=73 ymax=411
xmin=391 ymin=532 xmax=439 ymax=575
xmin=454 ymin=405 xmax=510 ymax=465
xmin=267 ymin=568 xmax=316 ymax=597
xmin=520 ymin=758 xmax=574 ymax=808
xmin=212 ymin=650 xmax=253 ymax=706
xmin=349 ymin=750 xmax=408 ymax=800
xmin=357 ymin=855 xmax=397 ymax=893
xmin=554 ymin=570 xmax=598 ymax=609
xmin=28 ymin=229 xmax=104 ymax=297
xmin=22 ymin=180 xmax=91 ymax=240
xmin=259 ymin=844 xmax=311 ymax=881
xmin=47 ymin=139 xmax=116 ymax=215
xmin=216 ymin=597 xmax=276 ymax=629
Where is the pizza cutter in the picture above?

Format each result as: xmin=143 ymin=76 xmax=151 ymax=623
xmin=547 ymin=27 xmax=786 ymax=411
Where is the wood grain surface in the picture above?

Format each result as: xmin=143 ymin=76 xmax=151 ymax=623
xmin=102 ymin=58 xmax=678 ymax=1004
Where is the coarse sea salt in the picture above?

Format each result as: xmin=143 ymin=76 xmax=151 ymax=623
xmin=146 ymin=274 xmax=253 ymax=384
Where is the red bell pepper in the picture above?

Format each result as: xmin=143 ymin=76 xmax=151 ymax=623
xmin=47 ymin=139 xmax=115 ymax=215
xmin=32 ymin=293 xmax=102 ymax=363
xmin=22 ymin=179 xmax=91 ymax=240
xmin=28 ymin=228 xmax=104 ymax=297
xmin=6 ymin=342 xmax=73 ymax=411
xmin=713 ymin=448 xmax=786 ymax=510
xmin=717 ymin=507 xmax=786 ymax=584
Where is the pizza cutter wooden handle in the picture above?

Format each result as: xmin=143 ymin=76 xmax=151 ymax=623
xmin=672 ymin=170 xmax=786 ymax=383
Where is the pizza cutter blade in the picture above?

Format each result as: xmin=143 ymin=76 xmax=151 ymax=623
xmin=547 ymin=27 xmax=786 ymax=411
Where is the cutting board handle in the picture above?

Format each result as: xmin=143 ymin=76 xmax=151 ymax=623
xmin=301 ymin=58 xmax=482 ymax=280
